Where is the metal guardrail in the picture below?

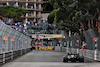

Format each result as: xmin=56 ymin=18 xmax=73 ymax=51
xmin=0 ymin=48 xmax=31 ymax=65
xmin=65 ymin=48 xmax=98 ymax=61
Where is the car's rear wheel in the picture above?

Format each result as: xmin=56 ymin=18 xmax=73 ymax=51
xmin=79 ymin=56 xmax=84 ymax=62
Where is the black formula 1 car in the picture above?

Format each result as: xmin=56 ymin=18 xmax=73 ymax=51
xmin=63 ymin=53 xmax=84 ymax=62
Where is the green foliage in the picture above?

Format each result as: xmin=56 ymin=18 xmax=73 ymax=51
xmin=47 ymin=9 xmax=57 ymax=24
xmin=0 ymin=6 xmax=27 ymax=19
xmin=48 ymin=0 xmax=54 ymax=6
xmin=48 ymin=0 xmax=100 ymax=33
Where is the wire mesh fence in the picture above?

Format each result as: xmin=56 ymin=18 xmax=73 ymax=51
xmin=0 ymin=22 xmax=32 ymax=54
xmin=62 ymin=35 xmax=81 ymax=49
xmin=83 ymin=29 xmax=98 ymax=50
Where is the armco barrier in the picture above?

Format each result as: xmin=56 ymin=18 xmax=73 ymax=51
xmin=0 ymin=22 xmax=32 ymax=64
xmin=0 ymin=54 xmax=3 ymax=65
xmin=82 ymin=49 xmax=94 ymax=60
xmin=97 ymin=51 xmax=100 ymax=61
xmin=5 ymin=52 xmax=12 ymax=63
xmin=61 ymin=47 xmax=66 ymax=52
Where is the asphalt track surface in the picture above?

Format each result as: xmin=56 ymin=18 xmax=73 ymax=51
xmin=1 ymin=50 xmax=100 ymax=67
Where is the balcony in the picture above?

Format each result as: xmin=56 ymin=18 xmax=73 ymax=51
xmin=43 ymin=0 xmax=48 ymax=3
xmin=26 ymin=8 xmax=43 ymax=11
xmin=26 ymin=6 xmax=42 ymax=11
xmin=0 ymin=0 xmax=43 ymax=4
xmin=21 ymin=16 xmax=42 ymax=19
xmin=21 ymin=14 xmax=41 ymax=19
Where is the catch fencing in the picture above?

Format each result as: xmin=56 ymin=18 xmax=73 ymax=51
xmin=61 ymin=28 xmax=100 ymax=61
xmin=83 ymin=29 xmax=97 ymax=50
xmin=83 ymin=28 xmax=100 ymax=61
xmin=0 ymin=22 xmax=32 ymax=64
xmin=62 ymin=34 xmax=81 ymax=49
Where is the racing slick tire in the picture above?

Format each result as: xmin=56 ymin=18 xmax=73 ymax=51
xmin=79 ymin=56 xmax=84 ymax=62
xmin=63 ymin=57 xmax=68 ymax=62
xmin=71 ymin=60 xmax=76 ymax=62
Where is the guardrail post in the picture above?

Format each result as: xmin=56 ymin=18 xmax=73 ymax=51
xmin=3 ymin=52 xmax=5 ymax=63
xmin=21 ymin=46 xmax=22 ymax=55
xmin=11 ymin=51 xmax=13 ymax=60
xmin=70 ymin=41 xmax=72 ymax=53
xmin=21 ymin=40 xmax=23 ymax=55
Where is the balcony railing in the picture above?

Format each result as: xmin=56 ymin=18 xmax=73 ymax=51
xmin=0 ymin=0 xmax=19 ymax=1
xmin=16 ymin=5 xmax=43 ymax=10
xmin=22 ymin=14 xmax=41 ymax=18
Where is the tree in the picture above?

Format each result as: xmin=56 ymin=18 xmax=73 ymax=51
xmin=79 ymin=0 xmax=100 ymax=36
xmin=47 ymin=9 xmax=57 ymax=24
xmin=48 ymin=0 xmax=62 ymax=9
xmin=48 ymin=0 xmax=100 ymax=36
xmin=48 ymin=0 xmax=79 ymax=32
xmin=0 ymin=6 xmax=28 ymax=22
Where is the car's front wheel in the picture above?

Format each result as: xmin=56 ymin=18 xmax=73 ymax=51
xmin=63 ymin=57 xmax=68 ymax=62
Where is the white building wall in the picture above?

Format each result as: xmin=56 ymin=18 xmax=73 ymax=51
xmin=41 ymin=13 xmax=50 ymax=20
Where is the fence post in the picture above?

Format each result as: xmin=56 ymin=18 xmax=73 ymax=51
xmin=94 ymin=38 xmax=98 ymax=60
xmin=11 ymin=38 xmax=15 ymax=60
xmin=70 ymin=41 xmax=72 ymax=53
xmin=21 ymin=40 xmax=23 ymax=55
xmin=76 ymin=40 xmax=79 ymax=53
xmin=3 ymin=36 xmax=8 ymax=63
xmin=66 ymin=41 xmax=69 ymax=53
